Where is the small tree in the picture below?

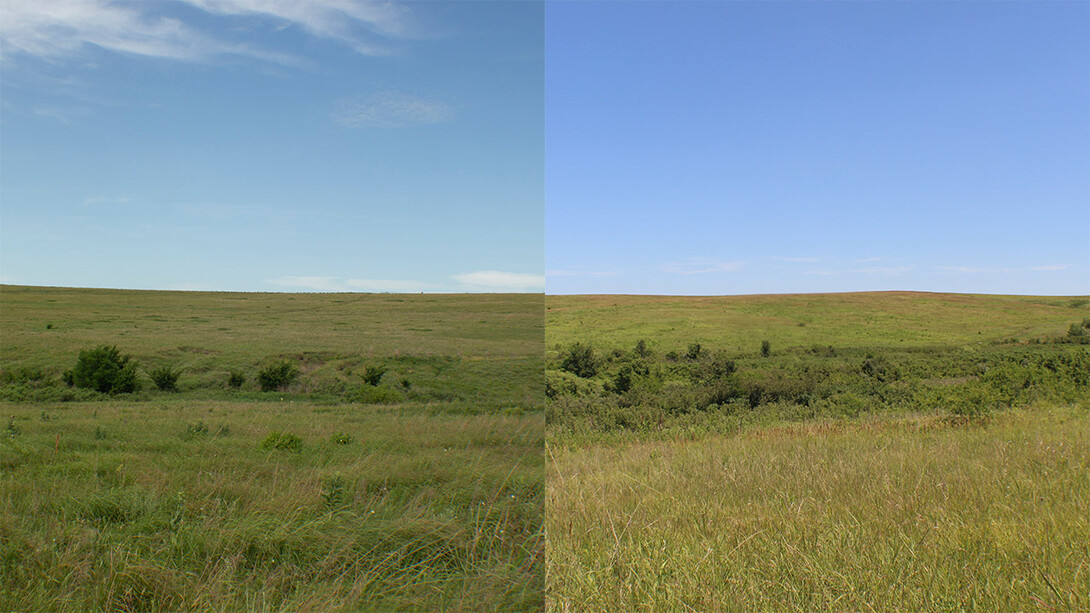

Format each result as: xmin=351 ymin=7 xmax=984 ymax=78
xmin=69 ymin=345 xmax=139 ymax=394
xmin=761 ymin=340 xmax=771 ymax=358
xmin=258 ymin=361 xmax=299 ymax=392
xmin=560 ymin=342 xmax=597 ymax=378
xmin=149 ymin=365 xmax=181 ymax=392
xmin=634 ymin=339 xmax=651 ymax=358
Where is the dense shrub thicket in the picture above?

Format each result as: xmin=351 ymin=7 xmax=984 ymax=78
xmin=547 ymin=331 xmax=1090 ymax=436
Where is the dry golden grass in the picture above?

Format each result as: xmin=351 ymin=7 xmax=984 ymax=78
xmin=546 ymin=406 xmax=1090 ymax=612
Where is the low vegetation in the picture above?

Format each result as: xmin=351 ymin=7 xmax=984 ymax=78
xmin=1 ymin=285 xmax=544 ymax=611
xmin=545 ymin=292 xmax=1089 ymax=611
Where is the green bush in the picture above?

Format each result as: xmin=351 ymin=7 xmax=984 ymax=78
xmin=560 ymin=342 xmax=598 ymax=378
xmin=227 ymin=370 xmax=246 ymax=389
xmin=761 ymin=340 xmax=772 ymax=358
xmin=685 ymin=343 xmax=704 ymax=360
xmin=260 ymin=431 xmax=303 ymax=452
xmin=69 ymin=345 xmax=139 ymax=394
xmin=149 ymin=365 xmax=181 ymax=392
xmin=361 ymin=365 xmax=387 ymax=386
xmin=258 ymin=361 xmax=299 ymax=392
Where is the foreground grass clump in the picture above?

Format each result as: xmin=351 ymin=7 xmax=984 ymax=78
xmin=546 ymin=406 xmax=1090 ymax=612
xmin=1 ymin=400 xmax=544 ymax=612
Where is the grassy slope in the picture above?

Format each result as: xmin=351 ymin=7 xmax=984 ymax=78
xmin=547 ymin=291 xmax=1090 ymax=352
xmin=545 ymin=291 xmax=1089 ymax=612
xmin=1 ymin=285 xmax=544 ymax=611
xmin=2 ymin=285 xmax=542 ymax=405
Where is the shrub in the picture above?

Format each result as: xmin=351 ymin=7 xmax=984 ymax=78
xmin=149 ymin=365 xmax=181 ymax=392
xmin=258 ymin=361 xmax=299 ymax=392
xmin=702 ymin=353 xmax=737 ymax=380
xmin=685 ymin=343 xmax=704 ymax=360
xmin=361 ymin=365 xmax=387 ymax=386
xmin=560 ymin=342 xmax=598 ymax=378
xmin=635 ymin=339 xmax=651 ymax=358
xmin=70 ymin=345 xmax=139 ymax=394
xmin=610 ymin=365 xmax=634 ymax=394
xmin=182 ymin=421 xmax=209 ymax=440
xmin=945 ymin=384 xmax=998 ymax=424
xmin=227 ymin=370 xmax=246 ymax=389
xmin=260 ymin=431 xmax=303 ymax=451
xmin=761 ymin=340 xmax=771 ymax=358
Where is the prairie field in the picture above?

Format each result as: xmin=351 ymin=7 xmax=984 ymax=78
xmin=1 ymin=285 xmax=544 ymax=612
xmin=545 ymin=292 xmax=1090 ymax=611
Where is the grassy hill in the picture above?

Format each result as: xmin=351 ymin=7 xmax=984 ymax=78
xmin=545 ymin=291 xmax=1089 ymax=611
xmin=2 ymin=285 xmax=543 ymax=409
xmin=547 ymin=291 xmax=1089 ymax=352
xmin=1 ymin=285 xmax=545 ymax=611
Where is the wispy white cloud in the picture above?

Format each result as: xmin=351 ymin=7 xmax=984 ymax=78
xmin=0 ymin=0 xmax=411 ymax=64
xmin=184 ymin=0 xmax=410 ymax=55
xmin=2 ymin=0 xmax=227 ymax=61
xmin=332 ymin=91 xmax=452 ymax=128
xmin=451 ymin=271 xmax=544 ymax=290
xmin=660 ymin=259 xmax=743 ymax=275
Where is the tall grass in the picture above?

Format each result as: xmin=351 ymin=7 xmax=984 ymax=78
xmin=2 ymin=400 xmax=544 ymax=611
xmin=546 ymin=406 xmax=1089 ymax=612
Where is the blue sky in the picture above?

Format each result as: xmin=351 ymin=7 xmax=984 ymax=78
xmin=1 ymin=0 xmax=543 ymax=292
xmin=546 ymin=1 xmax=1089 ymax=296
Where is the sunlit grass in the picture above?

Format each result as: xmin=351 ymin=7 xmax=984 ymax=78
xmin=2 ymin=400 xmax=544 ymax=611
xmin=546 ymin=405 xmax=1089 ymax=612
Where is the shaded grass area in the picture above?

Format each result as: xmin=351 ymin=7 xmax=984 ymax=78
xmin=2 ymin=400 xmax=544 ymax=611
xmin=546 ymin=406 xmax=1090 ymax=612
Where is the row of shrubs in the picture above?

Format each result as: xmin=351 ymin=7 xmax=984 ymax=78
xmin=8 ymin=345 xmax=396 ymax=395
xmin=547 ymin=332 xmax=1090 ymax=434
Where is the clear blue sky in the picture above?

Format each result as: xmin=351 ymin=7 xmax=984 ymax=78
xmin=1 ymin=1 xmax=543 ymax=292
xmin=546 ymin=1 xmax=1089 ymax=296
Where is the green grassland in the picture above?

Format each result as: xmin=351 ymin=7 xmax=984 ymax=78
xmin=545 ymin=292 xmax=1089 ymax=611
xmin=1 ymin=285 xmax=544 ymax=611
xmin=547 ymin=291 xmax=1090 ymax=351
